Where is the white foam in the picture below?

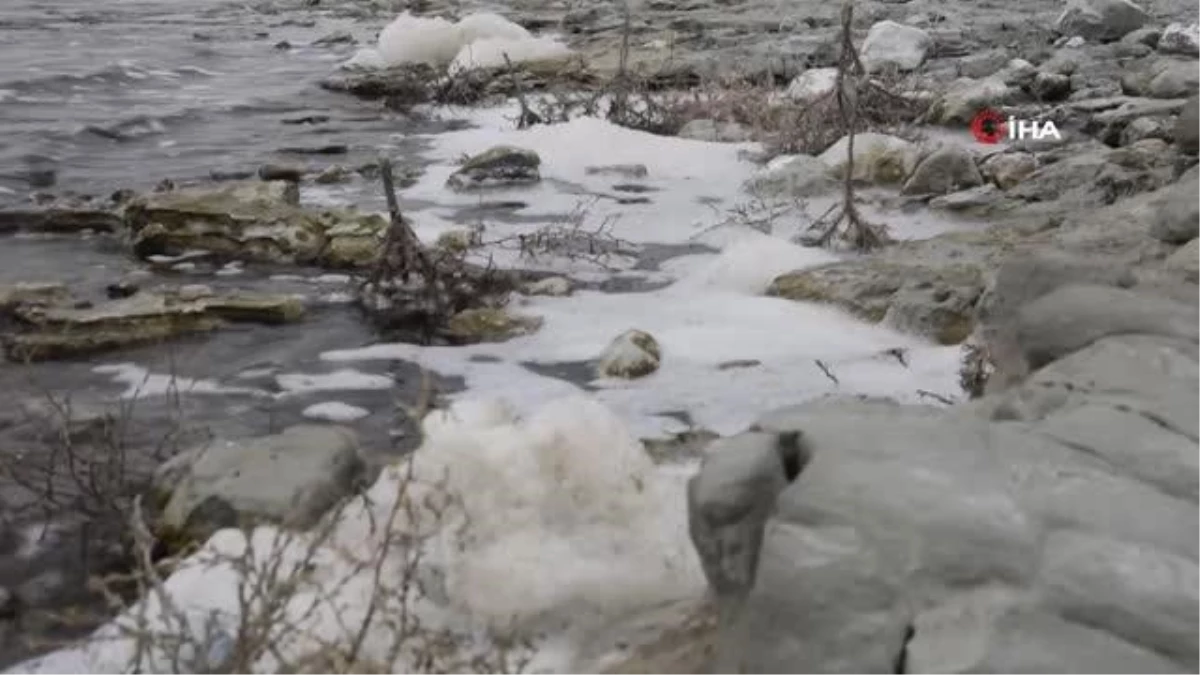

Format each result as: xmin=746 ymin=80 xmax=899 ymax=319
xmin=275 ymin=368 xmax=393 ymax=394
xmin=91 ymin=363 xmax=263 ymax=400
xmin=301 ymin=401 xmax=370 ymax=422
xmin=347 ymin=12 xmax=570 ymax=71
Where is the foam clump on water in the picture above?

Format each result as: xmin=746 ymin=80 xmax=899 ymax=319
xmin=345 ymin=12 xmax=570 ymax=71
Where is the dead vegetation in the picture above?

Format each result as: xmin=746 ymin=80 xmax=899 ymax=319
xmin=3 ymin=369 xmax=534 ymax=674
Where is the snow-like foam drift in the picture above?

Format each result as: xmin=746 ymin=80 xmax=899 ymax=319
xmin=344 ymin=12 xmax=571 ymax=71
xmin=16 ymin=397 xmax=702 ymax=674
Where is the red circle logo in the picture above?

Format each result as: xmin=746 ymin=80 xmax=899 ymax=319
xmin=970 ymin=109 xmax=1007 ymax=144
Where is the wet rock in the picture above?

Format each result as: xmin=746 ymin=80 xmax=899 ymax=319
xmin=314 ymin=164 xmax=351 ymax=184
xmin=929 ymin=77 xmax=1016 ymax=124
xmin=900 ymin=144 xmax=984 ymax=196
xmin=105 ymin=280 xmax=140 ymax=299
xmin=768 ymin=260 xmax=985 ymax=345
xmin=818 ymin=133 xmax=916 ymax=185
xmin=1054 ymin=0 xmax=1148 ymax=42
xmin=258 ymin=163 xmax=306 ymax=182
xmin=0 ymin=208 xmax=122 ymax=234
xmin=444 ymin=307 xmax=543 ymax=343
xmin=981 ymin=152 xmax=1038 ymax=189
xmin=446 ymin=146 xmax=541 ymax=191
xmin=2 ymin=288 xmax=304 ymax=362
xmin=678 ymin=119 xmax=753 ymax=143
xmin=597 ymin=329 xmax=661 ymax=379
xmin=860 ymin=21 xmax=932 ymax=72
xmin=0 ymin=283 xmax=69 ymax=315
xmin=313 ymin=30 xmax=355 ymax=46
xmin=155 ymin=425 xmax=367 ymax=540
xmin=1122 ymin=26 xmax=1162 ymax=48
xmin=784 ymin=67 xmax=837 ymax=101
xmin=1176 ymin=95 xmax=1200 ymax=154
xmin=124 ymin=180 xmax=388 ymax=267
xmin=1158 ymin=22 xmax=1200 ymax=56
xmin=321 ymin=211 xmax=389 ymax=269
xmin=745 ymin=154 xmax=836 ymax=198
xmin=320 ymin=63 xmax=439 ymax=102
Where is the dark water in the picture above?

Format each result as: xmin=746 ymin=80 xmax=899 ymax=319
xmin=0 ymin=0 xmax=426 ymax=200
xmin=0 ymin=1 xmax=465 ymax=663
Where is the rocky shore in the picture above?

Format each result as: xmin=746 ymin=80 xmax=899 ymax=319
xmin=1 ymin=0 xmax=1197 ymax=670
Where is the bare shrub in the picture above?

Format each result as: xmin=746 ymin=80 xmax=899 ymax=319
xmin=35 ymin=372 xmax=533 ymax=674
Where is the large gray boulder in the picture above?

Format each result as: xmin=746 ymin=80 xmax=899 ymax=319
xmin=1122 ymin=59 xmax=1200 ymax=99
xmin=900 ymin=145 xmax=984 ymax=196
xmin=1054 ymin=0 xmax=1148 ymax=42
xmin=860 ymin=21 xmax=933 ymax=73
xmin=691 ymin=276 xmax=1200 ymax=673
xmin=1176 ymin=95 xmax=1200 ymax=155
xmin=156 ymin=425 xmax=366 ymax=538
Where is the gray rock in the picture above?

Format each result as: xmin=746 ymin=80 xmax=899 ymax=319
xmin=769 ymin=260 xmax=985 ymax=345
xmin=705 ymin=353 xmax=1199 ymax=672
xmin=930 ymin=77 xmax=1016 ymax=124
xmin=687 ymin=431 xmax=802 ymax=600
xmin=1165 ymin=238 xmax=1199 ymax=281
xmin=1159 ymin=22 xmax=1200 ymax=56
xmin=1039 ymin=530 xmax=1199 ymax=669
xmin=981 ymin=151 xmax=1038 ymax=189
xmin=744 ymin=154 xmax=836 ymax=198
xmin=1176 ymin=95 xmax=1199 ymax=154
xmin=446 ymin=145 xmax=541 ymax=191
xmin=1054 ymin=0 xmax=1148 ymax=42
xmin=1014 ymin=283 xmax=1199 ymax=369
xmin=928 ymin=184 xmax=1006 ymax=213
xmin=1123 ymin=59 xmax=1200 ymax=99
xmin=157 ymin=425 xmax=366 ymax=538
xmin=1031 ymin=71 xmax=1073 ymax=101
xmin=818 ymin=132 xmax=916 ymax=185
xmin=998 ymin=58 xmax=1040 ymax=87
xmin=905 ymin=587 xmax=1187 ymax=673
xmin=900 ymin=144 xmax=984 ymax=196
xmin=1122 ymin=26 xmax=1162 ymax=48
xmin=596 ymin=329 xmax=661 ymax=379
xmin=1149 ymin=169 xmax=1200 ymax=243
xmin=1119 ymin=115 xmax=1172 ymax=145
xmin=860 ymin=21 xmax=932 ymax=73
xmin=958 ymin=49 xmax=1013 ymax=79
xmin=784 ymin=67 xmax=838 ymax=101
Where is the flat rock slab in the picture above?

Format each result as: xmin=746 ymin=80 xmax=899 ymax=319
xmin=156 ymin=425 xmax=367 ymax=540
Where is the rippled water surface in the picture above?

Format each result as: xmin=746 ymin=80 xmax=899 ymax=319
xmin=0 ymin=0 xmax=424 ymax=199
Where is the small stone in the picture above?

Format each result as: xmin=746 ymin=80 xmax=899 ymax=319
xmin=901 ymin=145 xmax=984 ymax=196
xmin=785 ymin=68 xmax=838 ymax=101
xmin=860 ymin=21 xmax=933 ymax=72
xmin=597 ymin=329 xmax=661 ymax=379
xmin=446 ymin=146 xmax=541 ymax=191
